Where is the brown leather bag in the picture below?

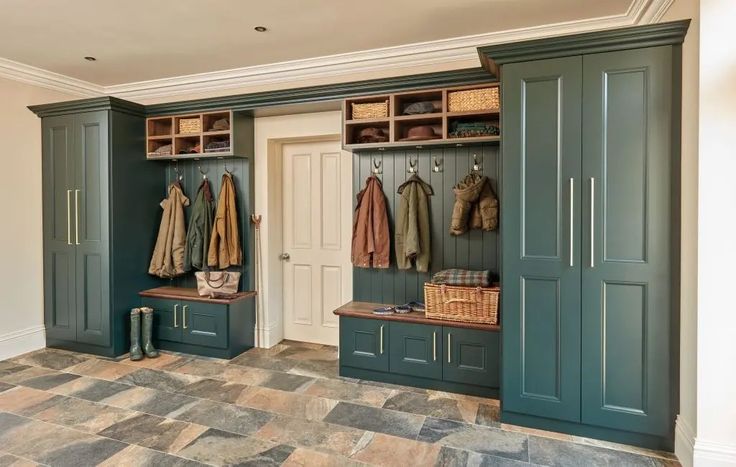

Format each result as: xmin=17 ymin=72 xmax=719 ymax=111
xmin=195 ymin=271 xmax=241 ymax=298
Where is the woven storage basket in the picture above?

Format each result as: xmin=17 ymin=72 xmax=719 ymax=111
xmin=424 ymin=283 xmax=499 ymax=325
xmin=178 ymin=118 xmax=201 ymax=134
xmin=448 ymin=87 xmax=500 ymax=113
xmin=352 ymin=101 xmax=389 ymax=120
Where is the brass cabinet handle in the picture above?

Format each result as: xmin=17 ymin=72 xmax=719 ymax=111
xmin=379 ymin=325 xmax=384 ymax=354
xmin=569 ymin=178 xmax=574 ymax=267
xmin=66 ymin=190 xmax=72 ymax=245
xmin=183 ymin=305 xmax=188 ymax=329
xmin=173 ymin=304 xmax=178 ymax=328
xmin=590 ymin=177 xmax=595 ymax=268
xmin=74 ymin=189 xmax=80 ymax=245
xmin=433 ymin=331 xmax=437 ymax=361
xmin=447 ymin=332 xmax=452 ymax=363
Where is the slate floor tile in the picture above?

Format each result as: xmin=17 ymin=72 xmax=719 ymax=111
xmin=323 ymin=401 xmax=425 ymax=439
xmin=288 ymin=359 xmax=340 ymax=379
xmin=176 ymin=428 xmax=295 ymax=466
xmin=239 ymin=387 xmax=338 ymax=420
xmin=0 ymin=452 xmax=39 ymax=467
xmin=0 ymin=387 xmax=59 ymax=416
xmin=0 ymin=367 xmax=57 ymax=385
xmin=0 ymin=416 xmax=100 ymax=461
xmin=383 ymin=390 xmax=479 ymax=423
xmin=0 ymin=412 xmax=31 ymax=437
xmin=129 ymin=389 xmax=200 ymax=418
xmin=117 ymin=368 xmax=201 ymax=392
xmin=303 ymin=377 xmax=395 ymax=407
xmin=0 ymin=362 xmax=30 ymax=378
xmin=19 ymin=372 xmax=80 ymax=391
xmin=120 ymin=352 xmax=187 ymax=370
xmin=350 ymin=432 xmax=442 ymax=466
xmin=179 ymin=378 xmax=250 ymax=404
xmin=528 ymin=436 xmax=673 ymax=467
xmin=0 ymin=383 xmax=13 ymax=394
xmin=435 ymin=445 xmax=531 ymax=466
xmin=31 ymin=395 xmax=134 ymax=433
xmin=98 ymin=413 xmax=205 ymax=453
xmin=11 ymin=348 xmax=89 ymax=371
xmin=283 ymin=447 xmax=369 ymax=467
xmin=259 ymin=371 xmax=315 ymax=392
xmin=476 ymin=403 xmax=501 ymax=428
xmin=229 ymin=352 xmax=299 ymax=372
xmin=66 ymin=358 xmax=138 ymax=380
xmin=36 ymin=435 xmax=127 ymax=466
xmin=418 ymin=417 xmax=529 ymax=462
xmin=254 ymin=415 xmax=366 ymax=456
xmin=99 ymin=444 xmax=208 ymax=467
xmin=52 ymin=376 xmax=131 ymax=402
xmin=175 ymin=399 xmax=273 ymax=436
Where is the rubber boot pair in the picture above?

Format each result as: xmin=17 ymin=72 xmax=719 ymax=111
xmin=130 ymin=307 xmax=159 ymax=361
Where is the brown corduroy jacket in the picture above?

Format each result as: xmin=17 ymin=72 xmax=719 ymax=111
xmin=449 ymin=173 xmax=498 ymax=235
xmin=352 ymin=176 xmax=390 ymax=268
xmin=208 ymin=173 xmax=242 ymax=269
xmin=149 ymin=182 xmax=190 ymax=278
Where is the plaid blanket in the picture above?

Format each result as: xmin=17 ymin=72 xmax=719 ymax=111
xmin=431 ymin=269 xmax=491 ymax=287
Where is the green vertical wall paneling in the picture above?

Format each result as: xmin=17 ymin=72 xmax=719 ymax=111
xmin=352 ymin=143 xmax=499 ymax=304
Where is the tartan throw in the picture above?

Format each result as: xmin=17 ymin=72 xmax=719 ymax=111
xmin=431 ymin=269 xmax=491 ymax=287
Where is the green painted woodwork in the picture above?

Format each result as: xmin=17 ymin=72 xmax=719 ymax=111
xmin=143 ymin=298 xmax=181 ymax=343
xmin=501 ymin=56 xmax=583 ymax=423
xmin=388 ymin=321 xmax=442 ymax=380
xmin=478 ymin=20 xmax=689 ymax=78
xmin=443 ymin=327 xmax=499 ymax=388
xmin=29 ymin=96 xmax=145 ymax=118
xmin=339 ymin=317 xmax=389 ymax=372
xmin=580 ymin=47 xmax=674 ymax=437
xmin=181 ymin=301 xmax=228 ymax=349
xmin=352 ymin=144 xmax=498 ymax=304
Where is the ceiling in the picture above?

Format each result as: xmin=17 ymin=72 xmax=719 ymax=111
xmin=0 ymin=0 xmax=636 ymax=87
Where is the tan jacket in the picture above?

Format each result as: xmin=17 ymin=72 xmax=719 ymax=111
xmin=208 ymin=173 xmax=242 ymax=269
xmin=352 ymin=176 xmax=390 ymax=268
xmin=149 ymin=182 xmax=190 ymax=278
xmin=450 ymin=173 xmax=498 ymax=235
xmin=396 ymin=174 xmax=433 ymax=272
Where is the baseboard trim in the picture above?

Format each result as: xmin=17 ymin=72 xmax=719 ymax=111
xmin=0 ymin=325 xmax=46 ymax=360
xmin=694 ymin=438 xmax=736 ymax=467
xmin=675 ymin=415 xmax=695 ymax=467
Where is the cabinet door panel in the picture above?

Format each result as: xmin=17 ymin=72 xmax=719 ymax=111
xmin=443 ymin=327 xmax=498 ymax=388
xmin=181 ymin=301 xmax=228 ymax=349
xmin=389 ymin=322 xmax=442 ymax=380
xmin=581 ymin=47 xmax=673 ymax=436
xmin=142 ymin=298 xmax=182 ymax=343
xmin=339 ymin=317 xmax=388 ymax=372
xmin=42 ymin=116 xmax=77 ymax=341
xmin=74 ymin=111 xmax=110 ymax=346
xmin=501 ymin=56 xmax=583 ymax=422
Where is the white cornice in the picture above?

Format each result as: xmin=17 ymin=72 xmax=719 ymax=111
xmin=0 ymin=0 xmax=675 ymax=101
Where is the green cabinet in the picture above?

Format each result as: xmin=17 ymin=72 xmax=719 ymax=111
xmin=499 ymin=45 xmax=678 ymax=447
xmin=443 ymin=327 xmax=499 ymax=388
xmin=340 ymin=317 xmax=389 ymax=372
xmin=389 ymin=322 xmax=442 ymax=379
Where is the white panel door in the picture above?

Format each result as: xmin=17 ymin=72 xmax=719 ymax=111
xmin=282 ymin=140 xmax=352 ymax=345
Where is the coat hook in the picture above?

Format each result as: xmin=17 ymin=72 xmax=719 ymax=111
xmin=372 ymin=158 xmax=382 ymax=175
xmin=433 ymin=157 xmax=443 ymax=173
xmin=198 ymin=165 xmax=209 ymax=180
xmin=472 ymin=154 xmax=482 ymax=172
xmin=408 ymin=158 xmax=418 ymax=174
xmin=172 ymin=163 xmax=183 ymax=181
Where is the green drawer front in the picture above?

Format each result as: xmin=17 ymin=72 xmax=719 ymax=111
xmin=142 ymin=297 xmax=181 ymax=343
xmin=389 ymin=322 xmax=442 ymax=380
xmin=339 ymin=317 xmax=389 ymax=372
xmin=181 ymin=301 xmax=228 ymax=349
xmin=443 ymin=327 xmax=499 ymax=388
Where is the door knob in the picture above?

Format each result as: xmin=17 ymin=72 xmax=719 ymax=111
xmin=280 ymin=253 xmax=290 ymax=260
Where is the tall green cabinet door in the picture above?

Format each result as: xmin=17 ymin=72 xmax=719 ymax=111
xmin=581 ymin=47 xmax=673 ymax=435
xmin=73 ymin=111 xmax=111 ymax=347
xmin=501 ymin=56 xmax=583 ymax=422
xmin=42 ymin=115 xmax=77 ymax=342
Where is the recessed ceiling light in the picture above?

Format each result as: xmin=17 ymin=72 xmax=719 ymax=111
xmin=84 ymin=56 xmax=97 ymax=61
xmin=254 ymin=26 xmax=267 ymax=32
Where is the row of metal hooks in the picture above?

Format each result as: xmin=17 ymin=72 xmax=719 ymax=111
xmin=171 ymin=159 xmax=235 ymax=182
xmin=372 ymin=153 xmax=483 ymax=175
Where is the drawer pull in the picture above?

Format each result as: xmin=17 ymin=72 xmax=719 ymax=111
xmin=447 ymin=332 xmax=452 ymax=363
xmin=379 ymin=325 xmax=384 ymax=354
xmin=173 ymin=304 xmax=178 ymax=328
xmin=183 ymin=305 xmax=188 ymax=329
xmin=433 ymin=331 xmax=437 ymax=361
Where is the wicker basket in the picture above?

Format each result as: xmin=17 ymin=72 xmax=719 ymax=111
xmin=178 ymin=118 xmax=201 ymax=134
xmin=448 ymin=87 xmax=500 ymax=113
xmin=424 ymin=283 xmax=499 ymax=325
xmin=352 ymin=101 xmax=389 ymax=120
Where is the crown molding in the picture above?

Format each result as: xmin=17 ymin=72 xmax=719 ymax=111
xmin=1 ymin=0 xmax=675 ymax=101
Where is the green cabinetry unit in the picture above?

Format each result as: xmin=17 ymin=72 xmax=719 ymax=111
xmin=32 ymin=98 xmax=160 ymax=357
xmin=336 ymin=303 xmax=499 ymax=397
xmin=140 ymin=287 xmax=256 ymax=359
xmin=482 ymin=21 xmax=688 ymax=450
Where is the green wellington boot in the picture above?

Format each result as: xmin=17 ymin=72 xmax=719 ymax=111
xmin=141 ymin=307 xmax=159 ymax=358
xmin=129 ymin=308 xmax=143 ymax=361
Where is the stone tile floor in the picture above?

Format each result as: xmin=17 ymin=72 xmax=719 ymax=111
xmin=0 ymin=341 xmax=679 ymax=466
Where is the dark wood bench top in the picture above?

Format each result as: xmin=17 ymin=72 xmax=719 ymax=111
xmin=139 ymin=286 xmax=256 ymax=305
xmin=333 ymin=301 xmax=500 ymax=332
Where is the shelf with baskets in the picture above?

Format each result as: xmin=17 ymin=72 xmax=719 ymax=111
xmin=146 ymin=110 xmax=253 ymax=160
xmin=343 ymin=83 xmax=500 ymax=150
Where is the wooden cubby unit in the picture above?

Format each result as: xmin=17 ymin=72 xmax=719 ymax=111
xmin=146 ymin=110 xmax=253 ymax=160
xmin=343 ymin=83 xmax=500 ymax=150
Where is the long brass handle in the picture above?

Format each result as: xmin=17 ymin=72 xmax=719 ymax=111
xmin=590 ymin=177 xmax=595 ymax=268
xmin=173 ymin=304 xmax=178 ymax=328
xmin=433 ymin=331 xmax=437 ymax=361
xmin=183 ymin=305 xmax=188 ymax=329
xmin=379 ymin=325 xmax=384 ymax=354
xmin=447 ymin=332 xmax=452 ymax=363
xmin=74 ymin=189 xmax=80 ymax=245
xmin=66 ymin=190 xmax=72 ymax=245
xmin=569 ymin=178 xmax=574 ymax=267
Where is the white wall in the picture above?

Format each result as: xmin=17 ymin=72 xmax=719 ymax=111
xmin=694 ymin=0 xmax=736 ymax=465
xmin=0 ymin=78 xmax=77 ymax=359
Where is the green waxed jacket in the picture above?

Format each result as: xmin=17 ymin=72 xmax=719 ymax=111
xmin=395 ymin=174 xmax=433 ymax=272
xmin=184 ymin=179 xmax=215 ymax=271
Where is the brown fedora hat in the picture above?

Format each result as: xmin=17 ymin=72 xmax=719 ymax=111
xmin=400 ymin=125 xmax=441 ymax=141
xmin=357 ymin=127 xmax=388 ymax=143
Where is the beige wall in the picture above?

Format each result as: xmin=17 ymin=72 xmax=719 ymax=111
xmin=0 ymin=78 xmax=77 ymax=359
